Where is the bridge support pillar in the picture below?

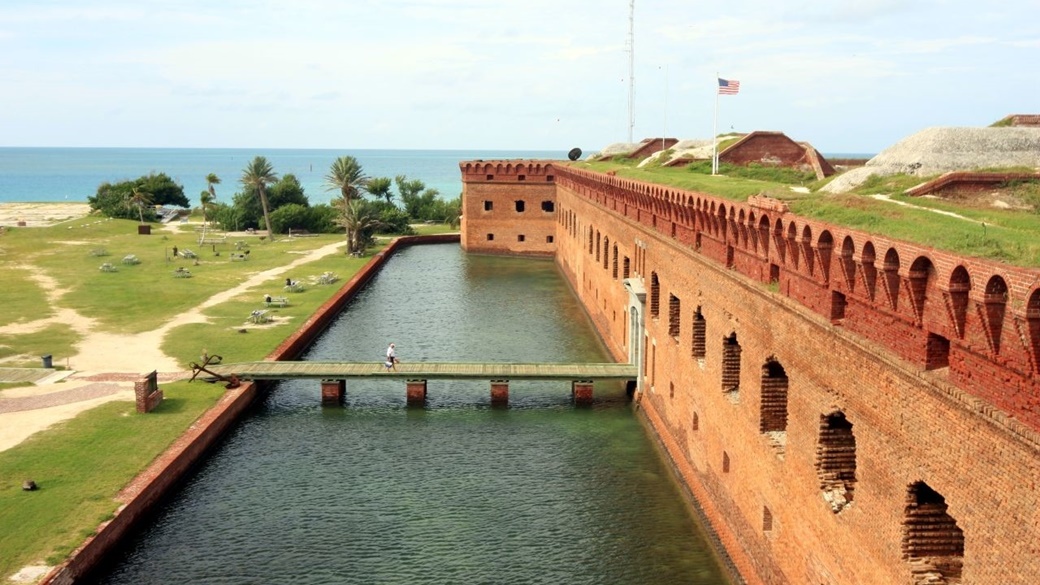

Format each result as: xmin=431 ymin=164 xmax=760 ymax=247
xmin=406 ymin=379 xmax=427 ymax=406
xmin=572 ymin=380 xmax=594 ymax=406
xmin=321 ymin=379 xmax=346 ymax=405
xmin=490 ymin=380 xmax=509 ymax=407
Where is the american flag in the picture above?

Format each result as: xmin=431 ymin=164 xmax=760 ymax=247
xmin=718 ymin=78 xmax=740 ymax=95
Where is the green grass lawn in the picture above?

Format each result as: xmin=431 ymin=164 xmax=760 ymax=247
xmin=0 ymin=381 xmax=225 ymax=577
xmin=0 ymin=217 xmax=411 ymax=577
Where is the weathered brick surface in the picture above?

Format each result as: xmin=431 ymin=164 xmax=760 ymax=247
xmin=463 ymin=161 xmax=1040 ymax=584
xmin=460 ymin=161 xmax=557 ymax=256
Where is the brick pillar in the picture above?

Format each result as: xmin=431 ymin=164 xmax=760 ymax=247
xmin=406 ymin=379 xmax=427 ymax=406
xmin=490 ymin=380 xmax=509 ymax=407
xmin=321 ymin=379 xmax=345 ymax=406
xmin=135 ymin=371 xmax=162 ymax=413
xmin=572 ymin=380 xmax=594 ymax=406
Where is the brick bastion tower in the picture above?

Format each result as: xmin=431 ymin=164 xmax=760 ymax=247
xmin=460 ymin=160 xmax=1040 ymax=584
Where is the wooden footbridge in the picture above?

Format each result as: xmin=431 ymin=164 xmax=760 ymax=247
xmin=195 ymin=360 xmax=638 ymax=406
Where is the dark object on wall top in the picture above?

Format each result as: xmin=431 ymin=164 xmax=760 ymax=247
xmin=568 ymin=148 xmax=582 ymax=161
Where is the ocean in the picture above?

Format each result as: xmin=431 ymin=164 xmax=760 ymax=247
xmin=0 ymin=147 xmax=563 ymax=205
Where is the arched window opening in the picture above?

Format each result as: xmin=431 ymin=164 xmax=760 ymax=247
xmin=760 ymin=359 xmax=789 ymax=454
xmin=1027 ymin=289 xmax=1040 ymax=374
xmin=983 ymin=275 xmax=1008 ymax=354
xmin=650 ymin=273 xmax=660 ymax=319
xmin=947 ymin=266 xmax=971 ymax=338
xmin=816 ymin=231 xmax=834 ymax=285
xmin=786 ymin=223 xmax=800 ymax=269
xmin=623 ymin=257 xmax=631 ymax=279
xmin=721 ymin=333 xmax=742 ymax=401
xmin=801 ymin=225 xmax=815 ymax=276
xmin=603 ymin=237 xmax=610 ymax=269
xmin=908 ymin=257 xmax=933 ymax=324
xmin=587 ymin=227 xmax=594 ymax=254
xmin=883 ymin=248 xmax=901 ymax=310
xmin=903 ymin=482 xmax=964 ymax=584
xmin=758 ymin=215 xmax=771 ymax=257
xmin=595 ymin=231 xmax=601 ymax=262
xmin=762 ymin=507 xmax=773 ymax=533
xmin=840 ymin=236 xmax=856 ymax=292
xmin=692 ymin=412 xmax=699 ymax=431
xmin=612 ymin=245 xmax=619 ymax=279
xmin=773 ymin=219 xmax=786 ymax=263
xmin=816 ymin=411 xmax=856 ymax=513
xmin=861 ymin=242 xmax=878 ymax=301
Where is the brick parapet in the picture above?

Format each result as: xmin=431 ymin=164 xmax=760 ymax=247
xmin=549 ymin=172 xmax=1040 ymax=583
xmin=556 ymin=165 xmax=1040 ymax=429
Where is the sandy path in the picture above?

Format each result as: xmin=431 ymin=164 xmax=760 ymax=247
xmin=0 ymin=240 xmax=345 ymax=452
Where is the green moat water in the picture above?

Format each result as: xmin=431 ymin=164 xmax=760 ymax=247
xmin=93 ymin=244 xmax=729 ymax=585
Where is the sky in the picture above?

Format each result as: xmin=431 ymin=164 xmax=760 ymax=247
xmin=1 ymin=0 xmax=1037 ymax=154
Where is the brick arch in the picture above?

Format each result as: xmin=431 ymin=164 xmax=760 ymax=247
xmin=747 ymin=211 xmax=759 ymax=252
xmin=883 ymin=247 xmax=901 ymax=310
xmin=861 ymin=241 xmax=878 ymax=301
xmin=757 ymin=214 xmax=771 ymax=256
xmin=717 ymin=204 xmax=727 ymax=239
xmin=908 ymin=256 xmax=934 ymax=324
xmin=1027 ymin=288 xmax=1040 ymax=374
xmin=786 ymin=221 xmax=799 ymax=268
xmin=772 ymin=218 xmax=785 ymax=262
xmin=840 ymin=236 xmax=856 ymax=291
xmin=738 ymin=209 xmax=748 ymax=248
xmin=948 ymin=266 xmax=971 ymax=338
xmin=982 ymin=274 xmax=1009 ymax=354
xmin=801 ymin=225 xmax=815 ymax=276
xmin=817 ymin=230 xmax=834 ymax=284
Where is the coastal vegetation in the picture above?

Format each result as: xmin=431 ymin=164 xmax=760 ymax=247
xmin=83 ymin=155 xmax=462 ymax=259
xmin=0 ymin=212 xmax=457 ymax=577
xmin=87 ymin=173 xmax=189 ymax=220
xmin=573 ymin=159 xmax=1040 ymax=267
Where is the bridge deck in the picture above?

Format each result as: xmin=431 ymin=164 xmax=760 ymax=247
xmin=205 ymin=361 xmax=637 ymax=381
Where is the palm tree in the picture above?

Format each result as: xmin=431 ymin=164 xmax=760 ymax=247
xmin=365 ymin=177 xmax=394 ymax=204
xmin=240 ymin=156 xmax=278 ymax=240
xmin=334 ymin=198 xmax=382 ymax=255
xmin=126 ymin=187 xmax=153 ymax=224
xmin=203 ymin=173 xmax=220 ymax=225
xmin=325 ymin=156 xmax=368 ymax=201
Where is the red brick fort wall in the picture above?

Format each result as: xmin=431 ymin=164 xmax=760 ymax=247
xmin=462 ymin=160 xmax=1040 ymax=585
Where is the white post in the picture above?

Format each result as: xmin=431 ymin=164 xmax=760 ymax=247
xmin=712 ymin=73 xmax=720 ymax=175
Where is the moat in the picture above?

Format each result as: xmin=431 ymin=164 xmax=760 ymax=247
xmin=91 ymin=244 xmax=729 ymax=584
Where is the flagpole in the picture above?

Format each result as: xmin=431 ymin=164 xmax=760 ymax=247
xmin=712 ymin=72 xmax=719 ymax=176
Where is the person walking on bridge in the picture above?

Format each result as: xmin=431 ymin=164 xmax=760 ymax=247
xmin=385 ymin=343 xmax=398 ymax=371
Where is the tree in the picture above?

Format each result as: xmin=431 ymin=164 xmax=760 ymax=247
xmin=366 ymin=177 xmax=393 ymax=204
xmin=325 ymin=156 xmax=368 ymax=201
xmin=240 ymin=156 xmax=278 ymax=240
xmin=202 ymin=173 xmax=220 ymax=225
xmin=88 ymin=173 xmax=187 ymax=219
xmin=394 ymin=174 xmax=425 ymax=202
xmin=126 ymin=187 xmax=153 ymax=224
xmin=334 ymin=198 xmax=383 ymax=255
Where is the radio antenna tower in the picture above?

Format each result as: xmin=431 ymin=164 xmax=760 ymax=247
xmin=626 ymin=0 xmax=635 ymax=143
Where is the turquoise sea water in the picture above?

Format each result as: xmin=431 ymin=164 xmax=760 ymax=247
xmin=0 ymin=148 xmax=562 ymax=205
